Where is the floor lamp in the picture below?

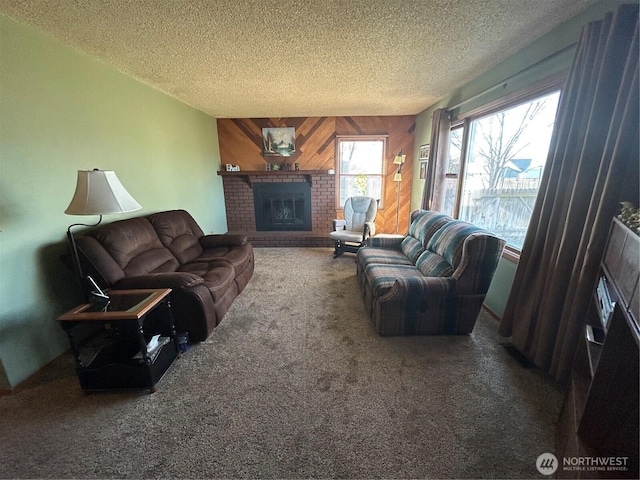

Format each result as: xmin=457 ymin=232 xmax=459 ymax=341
xmin=393 ymin=150 xmax=406 ymax=234
xmin=65 ymin=169 xmax=141 ymax=299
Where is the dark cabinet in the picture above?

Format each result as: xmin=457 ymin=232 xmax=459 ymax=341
xmin=556 ymin=218 xmax=639 ymax=479
xmin=58 ymin=289 xmax=180 ymax=393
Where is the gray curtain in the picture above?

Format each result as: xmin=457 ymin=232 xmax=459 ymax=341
xmin=421 ymin=108 xmax=450 ymax=211
xmin=499 ymin=3 xmax=639 ymax=385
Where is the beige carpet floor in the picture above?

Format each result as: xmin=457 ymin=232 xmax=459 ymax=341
xmin=0 ymin=247 xmax=563 ymax=479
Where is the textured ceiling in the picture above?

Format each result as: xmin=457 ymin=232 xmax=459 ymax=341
xmin=0 ymin=0 xmax=600 ymax=118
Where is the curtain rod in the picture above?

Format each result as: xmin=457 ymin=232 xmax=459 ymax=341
xmin=445 ymin=42 xmax=576 ymax=113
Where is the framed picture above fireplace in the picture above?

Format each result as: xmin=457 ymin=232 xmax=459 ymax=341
xmin=263 ymin=127 xmax=296 ymax=157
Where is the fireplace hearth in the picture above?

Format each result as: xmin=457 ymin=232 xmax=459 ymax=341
xmin=253 ymin=182 xmax=312 ymax=231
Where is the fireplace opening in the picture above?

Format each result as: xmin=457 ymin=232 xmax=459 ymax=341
xmin=253 ymin=182 xmax=312 ymax=231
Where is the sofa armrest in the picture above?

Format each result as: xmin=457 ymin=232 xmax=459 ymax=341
xmin=384 ymin=276 xmax=456 ymax=301
xmin=368 ymin=235 xmax=404 ymax=248
xmin=200 ymin=234 xmax=248 ymax=248
xmin=113 ymin=272 xmax=204 ymax=290
xmin=374 ymin=276 xmax=460 ymax=335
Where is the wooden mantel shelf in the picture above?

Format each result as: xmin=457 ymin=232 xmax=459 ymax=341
xmin=217 ymin=169 xmax=331 ymax=187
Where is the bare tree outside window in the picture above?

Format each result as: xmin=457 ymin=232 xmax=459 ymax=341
xmin=475 ymin=100 xmax=548 ymax=190
xmin=458 ymin=91 xmax=561 ymax=249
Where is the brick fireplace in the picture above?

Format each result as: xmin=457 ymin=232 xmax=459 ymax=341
xmin=219 ymin=170 xmax=335 ymax=247
xmin=253 ymin=182 xmax=312 ymax=231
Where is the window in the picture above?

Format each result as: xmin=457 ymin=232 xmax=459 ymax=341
xmin=442 ymin=125 xmax=464 ymax=217
xmin=445 ymin=89 xmax=561 ymax=252
xmin=336 ymin=136 xmax=386 ymax=208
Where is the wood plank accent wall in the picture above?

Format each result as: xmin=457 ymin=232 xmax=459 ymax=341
xmin=217 ymin=116 xmax=416 ymax=234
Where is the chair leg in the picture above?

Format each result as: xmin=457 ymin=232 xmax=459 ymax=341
xmin=333 ymin=240 xmax=344 ymax=258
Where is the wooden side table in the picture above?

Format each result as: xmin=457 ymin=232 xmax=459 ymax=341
xmin=57 ymin=288 xmax=180 ymax=393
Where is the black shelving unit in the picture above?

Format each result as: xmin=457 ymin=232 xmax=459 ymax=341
xmin=556 ymin=219 xmax=639 ymax=479
xmin=58 ymin=289 xmax=180 ymax=393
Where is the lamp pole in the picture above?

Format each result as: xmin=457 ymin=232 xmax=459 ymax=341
xmin=393 ymin=150 xmax=405 ymax=234
xmin=395 ymin=175 xmax=402 ymax=234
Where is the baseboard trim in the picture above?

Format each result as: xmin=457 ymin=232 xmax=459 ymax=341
xmin=0 ymin=351 xmax=68 ymax=395
xmin=482 ymin=304 xmax=502 ymax=322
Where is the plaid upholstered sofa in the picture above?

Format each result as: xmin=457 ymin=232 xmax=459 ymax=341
xmin=356 ymin=210 xmax=505 ymax=335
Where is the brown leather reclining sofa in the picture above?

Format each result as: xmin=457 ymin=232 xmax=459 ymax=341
xmin=74 ymin=209 xmax=254 ymax=342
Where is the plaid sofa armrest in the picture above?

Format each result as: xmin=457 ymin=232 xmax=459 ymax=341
xmin=453 ymin=233 xmax=506 ymax=294
xmin=368 ymin=235 xmax=404 ymax=248
xmin=382 ymin=276 xmax=456 ymax=302
xmin=373 ymin=276 xmax=457 ymax=335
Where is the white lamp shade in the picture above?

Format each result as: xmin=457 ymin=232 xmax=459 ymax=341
xmin=393 ymin=172 xmax=402 ymax=182
xmin=65 ymin=170 xmax=141 ymax=215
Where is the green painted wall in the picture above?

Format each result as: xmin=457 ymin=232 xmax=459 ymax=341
xmin=410 ymin=0 xmax=627 ymax=319
xmin=0 ymin=15 xmax=227 ymax=388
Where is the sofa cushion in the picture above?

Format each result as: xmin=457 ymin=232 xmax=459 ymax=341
xmin=195 ymin=243 xmax=254 ymax=275
xmin=415 ymin=250 xmax=454 ymax=277
xmin=365 ymin=263 xmax=427 ymax=297
xmin=426 ymin=221 xmax=480 ymax=270
xmin=357 ymin=247 xmax=414 ymax=267
xmin=400 ymin=236 xmax=424 ymax=264
xmin=87 ymin=217 xmax=179 ymax=276
xmin=75 ymin=236 xmax=127 ymax=286
xmin=148 ymin=210 xmax=205 ymax=265
xmin=410 ymin=211 xmax=453 ymax=245
xmin=398 ymin=211 xmax=452 ymax=263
